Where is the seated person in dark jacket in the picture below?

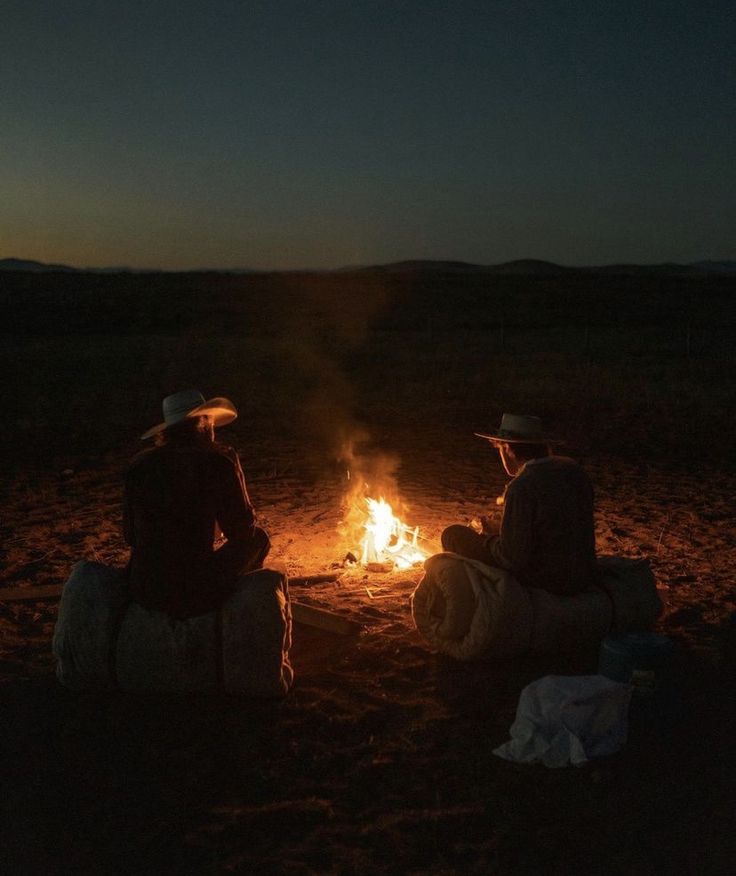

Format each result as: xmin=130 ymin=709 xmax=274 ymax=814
xmin=441 ymin=413 xmax=597 ymax=596
xmin=123 ymin=389 xmax=270 ymax=619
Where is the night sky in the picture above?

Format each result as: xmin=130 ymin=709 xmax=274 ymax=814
xmin=2 ymin=0 xmax=734 ymax=270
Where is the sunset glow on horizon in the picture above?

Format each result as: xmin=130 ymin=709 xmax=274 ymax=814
xmin=2 ymin=0 xmax=734 ymax=271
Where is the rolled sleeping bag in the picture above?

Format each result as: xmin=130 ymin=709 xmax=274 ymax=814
xmin=411 ymin=554 xmax=535 ymax=660
xmin=53 ymin=560 xmax=294 ymax=696
xmin=411 ymin=553 xmax=660 ymax=660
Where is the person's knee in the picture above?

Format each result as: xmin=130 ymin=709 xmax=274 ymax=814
xmin=441 ymin=524 xmax=469 ymax=552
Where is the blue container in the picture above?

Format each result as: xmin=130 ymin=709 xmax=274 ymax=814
xmin=598 ymin=633 xmax=681 ymax=729
xmin=598 ymin=632 xmax=674 ymax=691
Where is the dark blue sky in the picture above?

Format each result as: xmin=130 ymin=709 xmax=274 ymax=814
xmin=2 ymin=1 xmax=734 ymax=269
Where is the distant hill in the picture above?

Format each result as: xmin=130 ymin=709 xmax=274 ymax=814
xmin=585 ymin=262 xmax=697 ymax=275
xmin=346 ymin=258 xmax=570 ymax=274
xmin=0 ymin=257 xmax=79 ymax=273
xmin=487 ymin=259 xmax=570 ymax=275
xmin=0 ymin=258 xmax=263 ymax=275
xmin=348 ymin=259 xmax=488 ymax=273
xmin=690 ymin=260 xmax=736 ymax=274
xmin=2 ymin=256 xmax=735 ymax=275
xmin=339 ymin=258 xmax=736 ymax=276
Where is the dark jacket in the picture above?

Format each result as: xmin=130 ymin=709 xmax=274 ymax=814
xmin=123 ymin=437 xmax=258 ymax=618
xmin=487 ymin=456 xmax=598 ymax=595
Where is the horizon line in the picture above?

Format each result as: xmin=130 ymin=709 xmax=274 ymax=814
xmin=2 ymin=255 xmax=736 ymax=275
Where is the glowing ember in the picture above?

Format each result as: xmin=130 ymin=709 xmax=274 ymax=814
xmin=359 ymin=496 xmax=426 ymax=570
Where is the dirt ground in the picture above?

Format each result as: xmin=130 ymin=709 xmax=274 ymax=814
xmin=2 ymin=271 xmax=736 ymax=874
xmin=2 ymin=430 xmax=736 ymax=874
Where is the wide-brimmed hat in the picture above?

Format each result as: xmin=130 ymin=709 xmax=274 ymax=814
xmin=141 ymin=389 xmax=237 ymax=440
xmin=474 ymin=413 xmax=559 ymax=445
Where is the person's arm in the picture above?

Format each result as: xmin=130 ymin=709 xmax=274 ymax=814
xmin=215 ymin=448 xmax=256 ymax=544
xmin=478 ymin=513 xmax=501 ymax=536
xmin=485 ymin=479 xmax=535 ymax=571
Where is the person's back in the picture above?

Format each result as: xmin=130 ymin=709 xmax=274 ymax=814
xmin=498 ymin=455 xmax=597 ymax=595
xmin=443 ymin=414 xmax=599 ymax=596
xmin=123 ymin=390 xmax=269 ymax=618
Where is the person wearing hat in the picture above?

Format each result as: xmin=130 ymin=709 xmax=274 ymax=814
xmin=123 ymin=390 xmax=271 ymax=619
xmin=441 ymin=414 xmax=598 ymax=596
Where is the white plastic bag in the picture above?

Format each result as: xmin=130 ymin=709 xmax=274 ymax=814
xmin=493 ymin=675 xmax=632 ymax=768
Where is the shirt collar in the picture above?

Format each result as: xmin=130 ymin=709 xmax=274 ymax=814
xmin=519 ymin=455 xmax=555 ymax=474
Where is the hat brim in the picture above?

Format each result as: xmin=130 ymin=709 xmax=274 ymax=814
xmin=474 ymin=431 xmax=561 ymax=445
xmin=141 ymin=397 xmax=237 ymax=440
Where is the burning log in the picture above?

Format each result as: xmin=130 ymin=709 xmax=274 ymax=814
xmin=357 ymin=497 xmax=426 ymax=571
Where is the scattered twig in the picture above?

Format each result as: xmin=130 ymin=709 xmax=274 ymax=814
xmin=598 ymin=513 xmax=626 ymax=550
xmin=365 ymin=587 xmax=398 ymax=600
xmin=656 ymin=513 xmax=672 ymax=554
xmin=310 ymin=509 xmax=334 ymax=523
xmin=19 ymin=548 xmax=60 ymax=568
xmin=2 ymin=536 xmax=33 ymax=547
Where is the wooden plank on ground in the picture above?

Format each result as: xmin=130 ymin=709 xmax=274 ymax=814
xmin=291 ymin=601 xmax=362 ymax=635
xmin=0 ymin=584 xmax=64 ymax=602
xmin=0 ymin=573 xmax=340 ymax=602
xmin=0 ymin=586 xmax=363 ymax=636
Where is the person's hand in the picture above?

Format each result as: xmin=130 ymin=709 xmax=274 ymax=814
xmin=481 ymin=514 xmax=500 ymax=535
xmin=471 ymin=515 xmax=499 ymax=535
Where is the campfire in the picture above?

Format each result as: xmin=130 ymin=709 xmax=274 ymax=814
xmin=359 ymin=496 xmax=426 ymax=570
xmin=338 ymin=443 xmax=428 ymax=572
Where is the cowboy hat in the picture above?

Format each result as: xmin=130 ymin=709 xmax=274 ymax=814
xmin=141 ymin=389 xmax=237 ymax=440
xmin=474 ymin=413 xmax=559 ymax=445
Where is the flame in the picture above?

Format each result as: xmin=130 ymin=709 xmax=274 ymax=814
xmin=359 ymin=496 xmax=426 ymax=570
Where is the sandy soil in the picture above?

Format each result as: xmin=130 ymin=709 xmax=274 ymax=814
xmin=2 ymin=425 xmax=736 ymax=874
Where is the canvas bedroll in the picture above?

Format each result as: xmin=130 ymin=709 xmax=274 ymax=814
xmin=411 ymin=553 xmax=662 ymax=661
xmin=52 ymin=560 xmax=294 ymax=696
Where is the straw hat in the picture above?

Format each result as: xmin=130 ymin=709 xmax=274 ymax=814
xmin=474 ymin=413 xmax=558 ymax=445
xmin=141 ymin=389 xmax=237 ymax=440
